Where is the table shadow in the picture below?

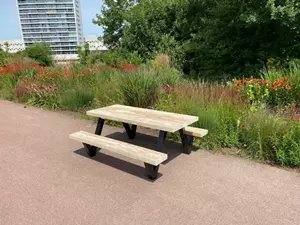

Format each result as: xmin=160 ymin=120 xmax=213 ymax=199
xmin=105 ymin=131 xmax=183 ymax=165
xmin=74 ymin=147 xmax=161 ymax=182
xmin=73 ymin=131 xmax=185 ymax=181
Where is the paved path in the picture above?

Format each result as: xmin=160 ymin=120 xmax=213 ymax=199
xmin=1 ymin=100 xmax=300 ymax=225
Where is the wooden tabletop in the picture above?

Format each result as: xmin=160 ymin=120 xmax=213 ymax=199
xmin=87 ymin=105 xmax=199 ymax=132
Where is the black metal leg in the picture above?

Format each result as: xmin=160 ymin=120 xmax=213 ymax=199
xmin=188 ymin=136 xmax=194 ymax=146
xmin=84 ymin=118 xmax=105 ymax=157
xmin=179 ymin=129 xmax=191 ymax=154
xmin=163 ymin=132 xmax=167 ymax=141
xmin=123 ymin=123 xmax=137 ymax=139
xmin=144 ymin=163 xmax=159 ymax=180
xmin=143 ymin=130 xmax=166 ymax=180
xmin=156 ymin=130 xmax=167 ymax=152
xmin=95 ymin=118 xmax=105 ymax=135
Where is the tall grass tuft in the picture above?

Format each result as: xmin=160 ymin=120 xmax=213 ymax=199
xmin=239 ymin=111 xmax=289 ymax=162
xmin=59 ymin=89 xmax=94 ymax=111
xmin=275 ymin=124 xmax=300 ymax=167
xmin=119 ymin=69 xmax=160 ymax=108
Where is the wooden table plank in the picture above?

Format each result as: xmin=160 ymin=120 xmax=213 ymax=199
xmin=87 ymin=105 xmax=198 ymax=132
xmin=70 ymin=131 xmax=168 ymax=166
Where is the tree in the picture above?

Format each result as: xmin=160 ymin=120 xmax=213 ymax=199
xmin=95 ymin=0 xmax=300 ymax=78
xmin=183 ymin=0 xmax=300 ymax=78
xmin=121 ymin=0 xmax=187 ymax=61
xmin=93 ymin=0 xmax=139 ymax=49
xmin=24 ymin=43 xmax=53 ymax=66
xmin=4 ymin=42 xmax=9 ymax=53
xmin=77 ymin=42 xmax=90 ymax=64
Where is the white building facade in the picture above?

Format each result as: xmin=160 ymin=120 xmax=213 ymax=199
xmin=16 ymin=0 xmax=84 ymax=55
xmin=0 ymin=40 xmax=25 ymax=53
xmin=0 ymin=36 xmax=107 ymax=55
xmin=84 ymin=36 xmax=107 ymax=53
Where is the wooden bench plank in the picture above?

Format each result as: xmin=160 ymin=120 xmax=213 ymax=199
xmin=70 ymin=131 xmax=168 ymax=166
xmin=87 ymin=105 xmax=199 ymax=132
xmin=183 ymin=127 xmax=208 ymax=138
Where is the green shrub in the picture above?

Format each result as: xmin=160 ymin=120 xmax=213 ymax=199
xmin=0 ymin=75 xmax=16 ymax=100
xmin=77 ymin=43 xmax=90 ymax=65
xmin=88 ymin=50 xmax=143 ymax=66
xmin=89 ymin=51 xmax=122 ymax=65
xmin=275 ymin=125 xmax=300 ymax=167
xmin=156 ymin=67 xmax=182 ymax=86
xmin=0 ymin=49 xmax=10 ymax=66
xmin=261 ymin=67 xmax=286 ymax=83
xmin=119 ymin=69 xmax=160 ymax=108
xmin=176 ymin=99 xmax=242 ymax=149
xmin=124 ymin=51 xmax=143 ymax=65
xmin=289 ymin=63 xmax=300 ymax=107
xmin=26 ymin=92 xmax=59 ymax=110
xmin=24 ymin=43 xmax=53 ymax=66
xmin=87 ymin=53 xmax=104 ymax=65
xmin=59 ymin=89 xmax=94 ymax=111
xmin=239 ymin=111 xmax=289 ymax=162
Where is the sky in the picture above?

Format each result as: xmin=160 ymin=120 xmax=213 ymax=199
xmin=0 ymin=0 xmax=103 ymax=40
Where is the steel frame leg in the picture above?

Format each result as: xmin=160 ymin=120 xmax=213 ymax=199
xmin=123 ymin=123 xmax=137 ymax=139
xmin=144 ymin=130 xmax=167 ymax=180
xmin=156 ymin=130 xmax=167 ymax=152
xmin=163 ymin=132 xmax=167 ymax=141
xmin=188 ymin=136 xmax=194 ymax=146
xmin=84 ymin=118 xmax=105 ymax=157
xmin=179 ymin=129 xmax=191 ymax=154
xmin=144 ymin=164 xmax=160 ymax=180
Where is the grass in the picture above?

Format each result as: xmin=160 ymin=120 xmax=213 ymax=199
xmin=119 ymin=68 xmax=160 ymax=108
xmin=59 ymin=89 xmax=94 ymax=111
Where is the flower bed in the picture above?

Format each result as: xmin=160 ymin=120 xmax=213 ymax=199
xmin=0 ymin=58 xmax=300 ymax=168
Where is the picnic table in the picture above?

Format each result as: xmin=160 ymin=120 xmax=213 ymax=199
xmin=70 ymin=105 xmax=208 ymax=180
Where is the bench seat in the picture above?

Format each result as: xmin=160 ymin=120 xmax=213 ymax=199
xmin=183 ymin=127 xmax=208 ymax=138
xmin=70 ymin=131 xmax=168 ymax=179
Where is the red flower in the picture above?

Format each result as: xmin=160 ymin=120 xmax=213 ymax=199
xmin=122 ymin=63 xmax=138 ymax=72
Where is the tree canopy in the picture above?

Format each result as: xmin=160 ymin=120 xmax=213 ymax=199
xmin=93 ymin=0 xmax=300 ymax=78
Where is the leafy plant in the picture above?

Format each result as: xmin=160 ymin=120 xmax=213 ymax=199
xmin=77 ymin=42 xmax=90 ymax=65
xmin=24 ymin=43 xmax=53 ymax=66
xmin=275 ymin=125 xmax=300 ymax=167
xmin=234 ymin=78 xmax=270 ymax=111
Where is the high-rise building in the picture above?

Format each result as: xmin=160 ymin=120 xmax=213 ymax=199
xmin=16 ymin=0 xmax=84 ymax=55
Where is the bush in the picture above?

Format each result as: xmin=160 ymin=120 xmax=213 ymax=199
xmin=26 ymin=92 xmax=59 ymax=109
xmin=77 ymin=42 xmax=90 ymax=65
xmin=275 ymin=125 xmax=300 ymax=167
xmin=24 ymin=43 xmax=53 ymax=66
xmin=22 ymin=83 xmax=59 ymax=109
xmin=59 ymin=89 xmax=95 ymax=111
xmin=88 ymin=50 xmax=143 ymax=66
xmin=239 ymin=111 xmax=289 ymax=162
xmin=0 ymin=48 xmax=10 ymax=66
xmin=119 ymin=68 xmax=160 ymax=108
xmin=234 ymin=74 xmax=299 ymax=109
xmin=0 ymin=75 xmax=16 ymax=100
xmin=156 ymin=66 xmax=182 ymax=86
